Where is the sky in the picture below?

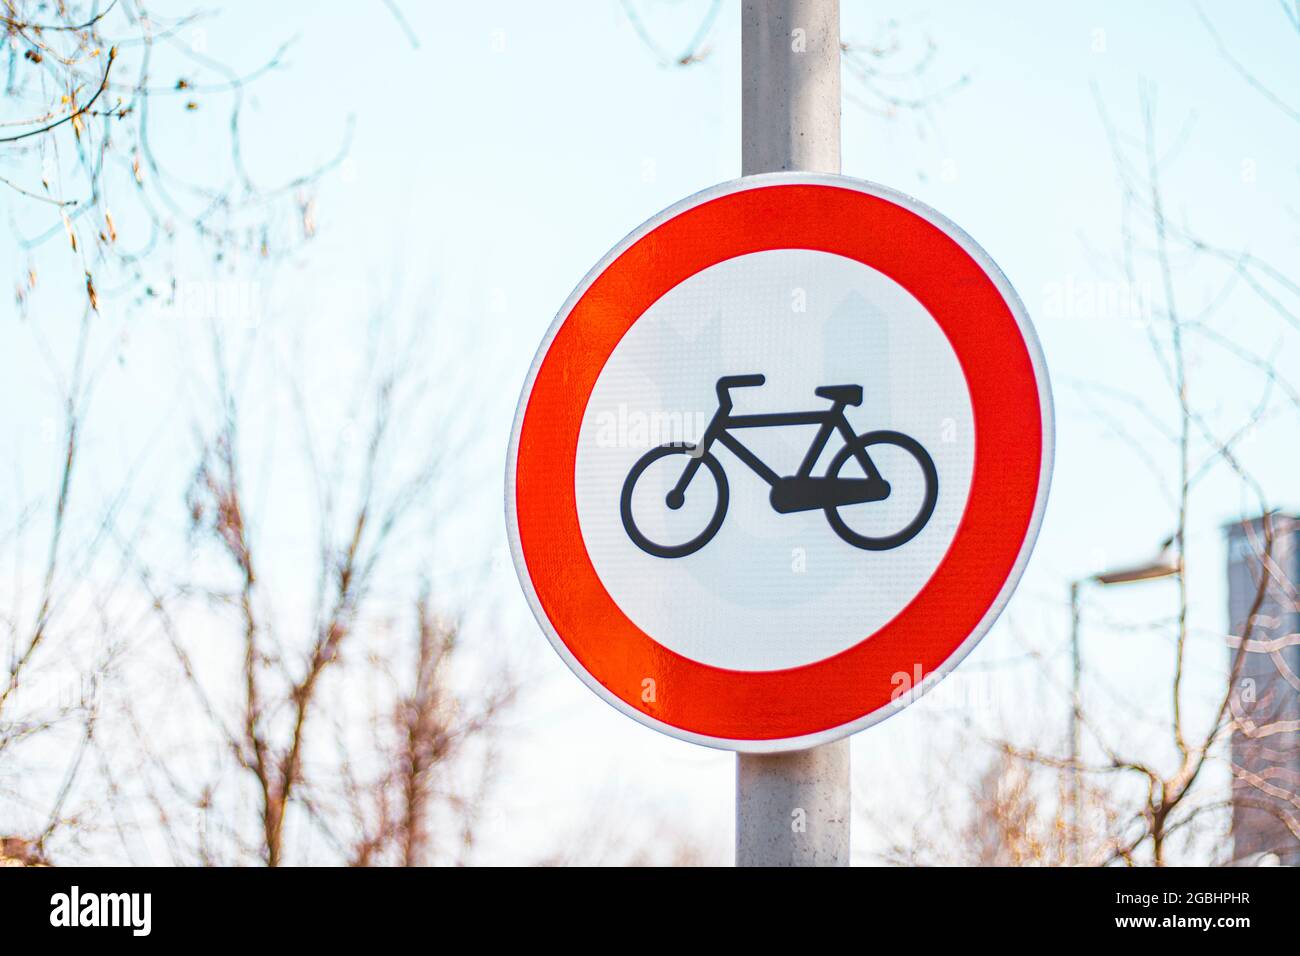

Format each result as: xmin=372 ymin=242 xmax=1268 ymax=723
xmin=3 ymin=1 xmax=1298 ymax=863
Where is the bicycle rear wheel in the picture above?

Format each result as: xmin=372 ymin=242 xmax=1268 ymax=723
xmin=824 ymin=431 xmax=938 ymax=551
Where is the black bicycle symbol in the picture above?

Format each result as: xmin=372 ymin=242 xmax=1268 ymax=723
xmin=620 ymin=374 xmax=938 ymax=558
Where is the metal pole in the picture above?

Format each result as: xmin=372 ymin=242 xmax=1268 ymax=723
xmin=735 ymin=0 xmax=849 ymax=868
xmin=741 ymin=0 xmax=840 ymax=175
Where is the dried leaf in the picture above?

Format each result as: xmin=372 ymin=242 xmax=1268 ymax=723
xmin=61 ymin=212 xmax=78 ymax=252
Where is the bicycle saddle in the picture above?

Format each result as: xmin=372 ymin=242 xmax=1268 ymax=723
xmin=815 ymin=384 xmax=863 ymax=407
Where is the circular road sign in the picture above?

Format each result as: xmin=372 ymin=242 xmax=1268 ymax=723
xmin=506 ymin=172 xmax=1053 ymax=752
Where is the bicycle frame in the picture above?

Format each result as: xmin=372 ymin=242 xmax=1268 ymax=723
xmin=670 ymin=400 xmax=882 ymax=499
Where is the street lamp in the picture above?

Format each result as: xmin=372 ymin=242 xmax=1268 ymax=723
xmin=1067 ymin=535 xmax=1181 ymax=863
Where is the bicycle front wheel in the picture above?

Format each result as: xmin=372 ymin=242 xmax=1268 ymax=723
xmin=620 ymin=443 xmax=729 ymax=559
xmin=824 ymin=431 xmax=938 ymax=552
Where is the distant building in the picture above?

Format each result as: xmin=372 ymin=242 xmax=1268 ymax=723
xmin=1226 ymin=513 xmax=1300 ymax=865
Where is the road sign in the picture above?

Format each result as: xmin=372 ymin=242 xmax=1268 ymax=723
xmin=506 ymin=173 xmax=1053 ymax=752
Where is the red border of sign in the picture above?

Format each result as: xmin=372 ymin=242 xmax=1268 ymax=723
xmin=506 ymin=174 xmax=1052 ymax=751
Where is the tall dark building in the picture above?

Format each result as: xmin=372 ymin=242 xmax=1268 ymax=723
xmin=1226 ymin=513 xmax=1300 ymax=865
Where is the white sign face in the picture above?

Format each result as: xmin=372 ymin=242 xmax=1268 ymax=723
xmin=575 ymin=249 xmax=975 ymax=671
xmin=507 ymin=173 xmax=1052 ymax=751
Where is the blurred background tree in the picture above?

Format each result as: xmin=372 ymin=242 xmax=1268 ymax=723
xmin=0 ymin=0 xmax=511 ymax=866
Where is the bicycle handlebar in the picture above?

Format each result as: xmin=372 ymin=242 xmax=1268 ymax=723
xmin=716 ymin=374 xmax=766 ymax=400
